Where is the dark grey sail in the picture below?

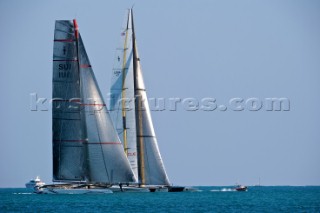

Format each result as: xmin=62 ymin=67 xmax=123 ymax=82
xmin=52 ymin=20 xmax=86 ymax=181
xmin=52 ymin=20 xmax=135 ymax=184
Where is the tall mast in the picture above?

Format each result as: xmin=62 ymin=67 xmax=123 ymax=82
xmin=131 ymin=9 xmax=146 ymax=185
xmin=73 ymin=19 xmax=80 ymax=74
xmin=121 ymin=12 xmax=130 ymax=156
xmin=73 ymin=19 xmax=89 ymax=182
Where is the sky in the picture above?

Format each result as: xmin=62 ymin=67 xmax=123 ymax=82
xmin=0 ymin=0 xmax=320 ymax=187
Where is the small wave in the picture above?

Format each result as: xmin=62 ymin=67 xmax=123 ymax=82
xmin=210 ymin=188 xmax=236 ymax=192
xmin=184 ymin=187 xmax=202 ymax=192
xmin=221 ymin=188 xmax=236 ymax=192
xmin=13 ymin=192 xmax=33 ymax=195
xmin=188 ymin=189 xmax=202 ymax=192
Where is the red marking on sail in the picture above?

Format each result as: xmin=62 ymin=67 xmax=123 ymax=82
xmin=80 ymin=64 xmax=91 ymax=68
xmin=73 ymin=19 xmax=79 ymax=39
xmin=88 ymin=142 xmax=122 ymax=145
xmin=54 ymin=39 xmax=75 ymax=42
xmin=53 ymin=140 xmax=86 ymax=143
xmin=53 ymin=59 xmax=78 ymax=62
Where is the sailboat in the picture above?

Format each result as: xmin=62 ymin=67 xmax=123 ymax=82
xmin=36 ymin=19 xmax=143 ymax=194
xmin=109 ymin=9 xmax=184 ymax=192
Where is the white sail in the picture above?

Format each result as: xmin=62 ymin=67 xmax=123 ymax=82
xmin=110 ymin=10 xmax=170 ymax=186
xmin=133 ymin=42 xmax=170 ymax=186
xmin=110 ymin=10 xmax=138 ymax=180
xmin=52 ymin=20 xmax=86 ymax=181
xmin=52 ymin=20 xmax=135 ymax=184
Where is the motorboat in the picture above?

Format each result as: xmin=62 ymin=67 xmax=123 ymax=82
xmin=235 ymin=185 xmax=248 ymax=191
xmin=25 ymin=176 xmax=45 ymax=189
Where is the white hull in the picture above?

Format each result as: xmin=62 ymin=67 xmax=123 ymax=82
xmin=35 ymin=184 xmax=171 ymax=194
xmin=110 ymin=185 xmax=169 ymax=193
xmin=36 ymin=187 xmax=113 ymax=194
xmin=25 ymin=183 xmax=45 ymax=189
xmin=25 ymin=176 xmax=45 ymax=189
xmin=110 ymin=186 xmax=149 ymax=193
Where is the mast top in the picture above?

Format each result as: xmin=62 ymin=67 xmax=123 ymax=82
xmin=73 ymin=19 xmax=79 ymax=39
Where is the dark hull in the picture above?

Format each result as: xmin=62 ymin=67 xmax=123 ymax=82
xmin=168 ymin=186 xmax=185 ymax=192
xmin=235 ymin=187 xmax=248 ymax=191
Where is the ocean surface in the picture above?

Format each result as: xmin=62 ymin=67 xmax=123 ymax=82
xmin=1 ymin=186 xmax=320 ymax=212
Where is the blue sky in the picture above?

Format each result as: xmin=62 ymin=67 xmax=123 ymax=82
xmin=1 ymin=0 xmax=319 ymax=187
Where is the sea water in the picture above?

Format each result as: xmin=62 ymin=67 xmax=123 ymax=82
xmin=1 ymin=186 xmax=320 ymax=212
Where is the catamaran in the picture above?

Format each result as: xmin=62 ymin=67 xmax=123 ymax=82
xmin=37 ymin=10 xmax=186 ymax=194
xmin=36 ymin=19 xmax=141 ymax=194
xmin=109 ymin=9 xmax=184 ymax=192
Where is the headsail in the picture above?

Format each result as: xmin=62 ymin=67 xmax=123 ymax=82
xmin=110 ymin=10 xmax=170 ymax=186
xmin=78 ymin=34 xmax=135 ymax=183
xmin=53 ymin=20 xmax=135 ymax=184
xmin=110 ymin=10 xmax=138 ymax=180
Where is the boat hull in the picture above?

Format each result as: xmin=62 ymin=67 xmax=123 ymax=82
xmin=168 ymin=186 xmax=185 ymax=192
xmin=109 ymin=186 xmax=150 ymax=193
xmin=34 ymin=184 xmax=167 ymax=194
xmin=35 ymin=184 xmax=186 ymax=194
xmin=110 ymin=185 xmax=169 ymax=192
xmin=36 ymin=188 xmax=113 ymax=194
xmin=25 ymin=183 xmax=44 ymax=189
xmin=35 ymin=184 xmax=113 ymax=194
xmin=235 ymin=185 xmax=248 ymax=191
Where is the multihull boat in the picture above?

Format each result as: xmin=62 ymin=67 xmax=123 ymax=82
xmin=36 ymin=19 xmax=136 ymax=194
xmin=37 ymin=10 xmax=186 ymax=194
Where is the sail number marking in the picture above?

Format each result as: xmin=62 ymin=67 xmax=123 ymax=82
xmin=127 ymin=152 xmax=137 ymax=156
xmin=58 ymin=64 xmax=71 ymax=78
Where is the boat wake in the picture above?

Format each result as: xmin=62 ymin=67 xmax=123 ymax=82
xmin=210 ymin=188 xmax=236 ymax=192
xmin=13 ymin=193 xmax=33 ymax=195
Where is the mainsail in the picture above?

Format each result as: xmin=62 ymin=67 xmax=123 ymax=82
xmin=110 ymin=10 xmax=170 ymax=186
xmin=52 ymin=20 xmax=85 ymax=181
xmin=53 ymin=20 xmax=135 ymax=184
